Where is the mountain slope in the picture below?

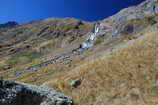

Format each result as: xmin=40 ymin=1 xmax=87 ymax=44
xmin=45 ymin=27 xmax=158 ymax=105
xmin=1 ymin=0 xmax=158 ymax=105
xmin=0 ymin=18 xmax=92 ymax=56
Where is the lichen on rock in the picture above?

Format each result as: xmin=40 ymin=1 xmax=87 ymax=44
xmin=0 ymin=78 xmax=73 ymax=105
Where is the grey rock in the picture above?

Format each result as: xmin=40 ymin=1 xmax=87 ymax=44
xmin=109 ymin=0 xmax=158 ymax=37
xmin=0 ymin=21 xmax=18 ymax=31
xmin=13 ymin=54 xmax=71 ymax=77
xmin=110 ymin=0 xmax=158 ymax=22
xmin=70 ymin=79 xmax=81 ymax=88
xmin=0 ymin=79 xmax=73 ymax=105
xmin=3 ymin=65 xmax=12 ymax=70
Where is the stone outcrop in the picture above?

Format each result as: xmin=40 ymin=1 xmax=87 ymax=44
xmin=0 ymin=79 xmax=73 ymax=105
xmin=0 ymin=21 xmax=18 ymax=31
xmin=107 ymin=0 xmax=158 ymax=37
xmin=110 ymin=0 xmax=158 ymax=22
xmin=13 ymin=54 xmax=71 ymax=76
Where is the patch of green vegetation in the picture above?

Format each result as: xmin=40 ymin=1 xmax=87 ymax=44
xmin=152 ymin=64 xmax=158 ymax=74
xmin=0 ymin=66 xmax=3 ymax=71
xmin=7 ymin=50 xmax=44 ymax=66
xmin=94 ymin=36 xmax=104 ymax=45
xmin=148 ymin=85 xmax=158 ymax=96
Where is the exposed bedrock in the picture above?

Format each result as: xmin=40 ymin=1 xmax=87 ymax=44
xmin=0 ymin=79 xmax=73 ymax=105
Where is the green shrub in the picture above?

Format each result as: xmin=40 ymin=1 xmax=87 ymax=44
xmin=7 ymin=50 xmax=44 ymax=66
xmin=94 ymin=36 xmax=104 ymax=45
xmin=0 ymin=66 xmax=3 ymax=71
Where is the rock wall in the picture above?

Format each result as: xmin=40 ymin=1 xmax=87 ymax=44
xmin=0 ymin=79 xmax=73 ymax=105
xmin=0 ymin=21 xmax=18 ymax=31
xmin=109 ymin=0 xmax=158 ymax=37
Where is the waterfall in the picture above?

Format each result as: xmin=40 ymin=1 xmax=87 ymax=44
xmin=80 ymin=23 xmax=100 ymax=49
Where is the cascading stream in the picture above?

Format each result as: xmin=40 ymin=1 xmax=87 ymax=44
xmin=80 ymin=23 xmax=100 ymax=49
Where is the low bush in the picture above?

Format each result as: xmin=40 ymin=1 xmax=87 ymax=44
xmin=94 ymin=36 xmax=104 ymax=45
xmin=7 ymin=50 xmax=44 ymax=66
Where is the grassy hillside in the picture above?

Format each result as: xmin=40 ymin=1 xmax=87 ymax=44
xmin=0 ymin=18 xmax=93 ymax=57
xmin=0 ymin=18 xmax=93 ymax=71
xmin=45 ymin=31 xmax=158 ymax=105
xmin=1 ymin=9 xmax=158 ymax=105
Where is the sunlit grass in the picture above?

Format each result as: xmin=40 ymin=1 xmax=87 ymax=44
xmin=45 ymin=32 xmax=158 ymax=105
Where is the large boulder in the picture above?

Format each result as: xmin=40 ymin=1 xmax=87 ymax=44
xmin=0 ymin=79 xmax=73 ymax=105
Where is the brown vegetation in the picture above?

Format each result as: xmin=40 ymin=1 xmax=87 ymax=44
xmin=45 ymin=32 xmax=158 ymax=105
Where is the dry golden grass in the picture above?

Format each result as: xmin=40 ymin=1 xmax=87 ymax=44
xmin=45 ymin=31 xmax=158 ymax=105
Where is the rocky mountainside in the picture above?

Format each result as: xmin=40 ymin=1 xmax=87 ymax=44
xmin=106 ymin=0 xmax=158 ymax=36
xmin=0 ymin=21 xmax=18 ymax=31
xmin=1 ymin=0 xmax=158 ymax=105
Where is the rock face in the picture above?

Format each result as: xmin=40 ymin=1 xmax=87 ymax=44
xmin=0 ymin=21 xmax=18 ymax=31
xmin=108 ymin=0 xmax=158 ymax=36
xmin=111 ymin=0 xmax=158 ymax=22
xmin=0 ymin=79 xmax=73 ymax=105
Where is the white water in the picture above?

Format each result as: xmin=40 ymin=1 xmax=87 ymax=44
xmin=81 ymin=23 xmax=100 ymax=49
